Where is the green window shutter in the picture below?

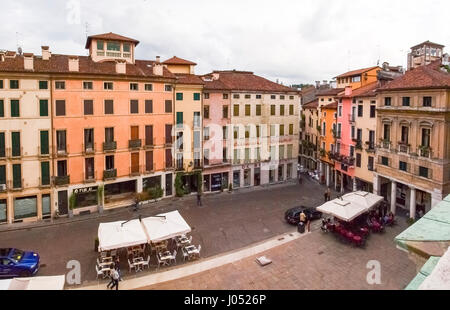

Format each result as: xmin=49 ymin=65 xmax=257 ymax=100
xmin=176 ymin=112 xmax=183 ymax=125
xmin=39 ymin=81 xmax=48 ymax=90
xmin=11 ymin=100 xmax=19 ymax=117
xmin=40 ymin=131 xmax=49 ymax=155
xmin=0 ymin=100 xmax=4 ymax=117
xmin=13 ymin=164 xmax=21 ymax=188
xmin=176 ymin=93 xmax=183 ymax=101
xmin=194 ymin=93 xmax=200 ymax=101
xmin=0 ymin=165 xmax=5 ymax=185
xmin=41 ymin=162 xmax=50 ymax=185
xmin=39 ymin=100 xmax=48 ymax=117
xmin=0 ymin=133 xmax=4 ymax=158
xmin=11 ymin=132 xmax=20 ymax=157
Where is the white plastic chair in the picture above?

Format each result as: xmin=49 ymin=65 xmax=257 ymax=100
xmin=197 ymin=245 xmax=201 ymax=258
xmin=182 ymin=247 xmax=189 ymax=261
xmin=171 ymin=250 xmax=177 ymax=265
xmin=142 ymin=255 xmax=150 ymax=269
xmin=128 ymin=259 xmax=136 ymax=273
xmin=95 ymin=265 xmax=103 ymax=279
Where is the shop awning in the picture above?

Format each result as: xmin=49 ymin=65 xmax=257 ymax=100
xmin=0 ymin=275 xmax=65 ymax=290
xmin=341 ymin=191 xmax=384 ymax=210
xmin=141 ymin=211 xmax=191 ymax=243
xmin=98 ymin=219 xmax=148 ymax=252
xmin=316 ymin=198 xmax=368 ymax=222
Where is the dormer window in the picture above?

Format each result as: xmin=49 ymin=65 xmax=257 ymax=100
xmin=97 ymin=40 xmax=104 ymax=50
xmin=123 ymin=44 xmax=130 ymax=52
xmin=106 ymin=42 xmax=121 ymax=57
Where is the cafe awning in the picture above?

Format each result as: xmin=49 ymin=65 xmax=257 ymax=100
xmin=341 ymin=191 xmax=384 ymax=210
xmin=141 ymin=211 xmax=191 ymax=243
xmin=0 ymin=275 xmax=65 ymax=290
xmin=316 ymin=198 xmax=368 ymax=222
xmin=98 ymin=219 xmax=148 ymax=252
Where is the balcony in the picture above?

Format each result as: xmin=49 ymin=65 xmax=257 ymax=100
xmin=54 ymin=175 xmax=70 ymax=186
xmin=348 ymin=114 xmax=355 ymax=123
xmin=129 ymin=139 xmax=142 ymax=150
xmin=354 ymin=140 xmax=363 ymax=150
xmin=365 ymin=142 xmax=376 ymax=153
xmin=97 ymin=51 xmax=105 ymax=56
xmin=397 ymin=142 xmax=410 ymax=154
xmin=380 ymin=140 xmax=391 ymax=150
xmin=83 ymin=143 xmax=96 ymax=155
xmin=84 ymin=172 xmax=96 ymax=183
xmin=103 ymin=169 xmax=117 ymax=181
xmin=418 ymin=146 xmax=432 ymax=159
xmin=103 ymin=141 xmax=117 ymax=152
xmin=55 ymin=146 xmax=68 ymax=157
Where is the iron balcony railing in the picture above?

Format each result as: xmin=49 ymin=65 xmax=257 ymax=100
xmin=129 ymin=139 xmax=142 ymax=149
xmin=103 ymin=141 xmax=117 ymax=152
xmin=103 ymin=169 xmax=117 ymax=181
xmin=54 ymin=175 xmax=70 ymax=186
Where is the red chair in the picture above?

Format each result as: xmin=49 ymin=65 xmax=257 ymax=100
xmin=352 ymin=235 xmax=364 ymax=247
xmin=346 ymin=231 xmax=354 ymax=243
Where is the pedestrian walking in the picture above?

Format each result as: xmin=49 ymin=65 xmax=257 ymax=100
xmin=326 ymin=187 xmax=331 ymax=201
xmin=306 ymin=214 xmax=311 ymax=233
xmin=323 ymin=191 xmax=328 ymax=202
xmin=133 ymin=196 xmax=139 ymax=212
xmin=114 ymin=258 xmax=122 ymax=281
xmin=108 ymin=268 xmax=120 ymax=290
xmin=197 ymin=192 xmax=202 ymax=206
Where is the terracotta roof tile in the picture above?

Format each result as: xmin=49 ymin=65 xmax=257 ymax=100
xmin=201 ymin=70 xmax=298 ymax=93
xmin=379 ymin=60 xmax=450 ymax=91
xmin=351 ymin=82 xmax=379 ymax=97
xmin=85 ymin=32 xmax=139 ymax=48
xmin=335 ymin=66 xmax=380 ymax=78
xmin=303 ymin=99 xmax=319 ymax=109
xmin=316 ymin=88 xmax=345 ymax=96
xmin=411 ymin=41 xmax=445 ymax=49
xmin=0 ymin=54 xmax=176 ymax=79
xmin=175 ymin=73 xmax=204 ymax=85
xmin=162 ymin=56 xmax=197 ymax=65
xmin=323 ymin=101 xmax=338 ymax=109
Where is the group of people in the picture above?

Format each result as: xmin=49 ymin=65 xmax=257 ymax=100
xmin=369 ymin=202 xmax=395 ymax=226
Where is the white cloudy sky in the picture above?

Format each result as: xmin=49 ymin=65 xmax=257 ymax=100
xmin=0 ymin=0 xmax=448 ymax=85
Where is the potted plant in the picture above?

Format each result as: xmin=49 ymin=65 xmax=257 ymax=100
xmin=175 ymin=172 xmax=184 ymax=197
xmin=94 ymin=237 xmax=99 ymax=252
xmin=68 ymin=192 xmax=77 ymax=218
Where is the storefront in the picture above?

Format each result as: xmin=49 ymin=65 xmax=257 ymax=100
xmin=42 ymin=194 xmax=51 ymax=219
xmin=143 ymin=176 xmax=161 ymax=191
xmin=105 ymin=180 xmax=136 ymax=204
xmin=182 ymin=173 xmax=200 ymax=193
xmin=254 ymin=168 xmax=261 ymax=186
xmin=73 ymin=186 xmax=98 ymax=208
xmin=244 ymin=169 xmax=251 ymax=187
xmin=233 ymin=170 xmax=240 ymax=188
xmin=14 ymin=196 xmax=37 ymax=221
xmin=204 ymin=172 xmax=229 ymax=192
xmin=278 ymin=165 xmax=284 ymax=182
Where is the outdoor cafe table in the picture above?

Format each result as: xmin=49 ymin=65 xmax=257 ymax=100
xmin=158 ymin=251 xmax=173 ymax=266
xmin=184 ymin=245 xmax=199 ymax=260
xmin=176 ymin=235 xmax=190 ymax=247
xmin=133 ymin=257 xmax=144 ymax=272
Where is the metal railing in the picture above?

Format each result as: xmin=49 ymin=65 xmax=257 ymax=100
xmin=103 ymin=141 xmax=117 ymax=152
xmin=54 ymin=145 xmax=68 ymax=157
xmin=129 ymin=139 xmax=142 ymax=149
xmin=130 ymin=165 xmax=141 ymax=177
xmin=397 ymin=143 xmax=410 ymax=154
xmin=103 ymin=169 xmax=117 ymax=181
xmin=54 ymin=175 xmax=70 ymax=186
xmin=380 ymin=140 xmax=391 ymax=150
xmin=84 ymin=171 xmax=96 ymax=183
xmin=418 ymin=147 xmax=432 ymax=159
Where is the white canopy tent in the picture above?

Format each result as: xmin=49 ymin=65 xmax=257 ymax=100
xmin=317 ymin=199 xmax=368 ymax=222
xmin=341 ymin=191 xmax=384 ymax=210
xmin=0 ymin=275 xmax=65 ymax=290
xmin=98 ymin=219 xmax=148 ymax=252
xmin=141 ymin=211 xmax=191 ymax=243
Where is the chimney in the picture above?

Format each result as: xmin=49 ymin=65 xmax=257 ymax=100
xmin=68 ymin=56 xmax=79 ymax=72
xmin=212 ymin=72 xmax=220 ymax=80
xmin=315 ymin=81 xmax=320 ymax=88
xmin=42 ymin=46 xmax=51 ymax=60
xmin=0 ymin=52 xmax=4 ymax=62
xmin=153 ymin=63 xmax=163 ymax=76
xmin=155 ymin=56 xmax=160 ymax=63
xmin=115 ymin=59 xmax=126 ymax=74
xmin=23 ymin=53 xmax=34 ymax=70
xmin=322 ymin=80 xmax=328 ymax=85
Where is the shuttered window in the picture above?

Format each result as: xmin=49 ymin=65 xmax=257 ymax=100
xmin=84 ymin=100 xmax=93 ymax=115
xmin=165 ymin=100 xmax=172 ymax=113
xmin=13 ymin=164 xmax=21 ymax=188
xmin=176 ymin=112 xmax=183 ymax=126
xmin=130 ymin=100 xmax=139 ymax=114
xmin=104 ymin=100 xmax=114 ymax=114
xmin=39 ymin=100 xmax=48 ymax=117
xmin=0 ymin=133 xmax=5 ymax=158
xmin=11 ymin=132 xmax=20 ymax=157
xmin=55 ymin=100 xmax=65 ymax=116
xmin=0 ymin=165 xmax=5 ymax=185
xmin=146 ymin=151 xmax=153 ymax=172
xmin=10 ymin=100 xmax=19 ymax=117
xmin=145 ymin=100 xmax=153 ymax=113
xmin=0 ymin=100 xmax=4 ymax=117
xmin=176 ymin=93 xmax=183 ymax=101
xmin=41 ymin=162 xmax=50 ymax=185
xmin=165 ymin=148 xmax=172 ymax=168
xmin=40 ymin=131 xmax=49 ymax=155
xmin=193 ymin=93 xmax=200 ymax=101
xmin=165 ymin=125 xmax=172 ymax=144
xmin=145 ymin=125 xmax=153 ymax=146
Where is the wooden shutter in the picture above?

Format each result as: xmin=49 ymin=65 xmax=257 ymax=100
xmin=165 ymin=100 xmax=172 ymax=113
xmin=40 ymin=100 xmax=48 ymax=117
xmin=41 ymin=161 xmax=50 ymax=185
xmin=165 ymin=148 xmax=172 ymax=168
xmin=176 ymin=112 xmax=183 ymax=125
xmin=145 ymin=100 xmax=153 ymax=113
xmin=13 ymin=164 xmax=21 ymax=188
xmin=105 ymin=100 xmax=113 ymax=114
xmin=11 ymin=100 xmax=19 ymax=117
xmin=55 ymin=100 xmax=65 ymax=116
xmin=84 ymin=100 xmax=93 ymax=115
xmin=165 ymin=124 xmax=172 ymax=144
xmin=0 ymin=165 xmax=6 ymax=185
xmin=145 ymin=125 xmax=153 ymax=146
xmin=131 ymin=126 xmax=139 ymax=140
xmin=146 ymin=151 xmax=153 ymax=171
xmin=11 ymin=132 xmax=20 ymax=156
xmin=0 ymin=133 xmax=5 ymax=157
xmin=0 ymin=100 xmax=4 ymax=117
xmin=131 ymin=153 xmax=139 ymax=173
xmin=40 ymin=131 xmax=49 ymax=155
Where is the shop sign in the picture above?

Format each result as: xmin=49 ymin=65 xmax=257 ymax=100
xmin=73 ymin=186 xmax=97 ymax=195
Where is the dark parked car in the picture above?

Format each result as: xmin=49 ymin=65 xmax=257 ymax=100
xmin=0 ymin=248 xmax=40 ymax=278
xmin=285 ymin=206 xmax=322 ymax=225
